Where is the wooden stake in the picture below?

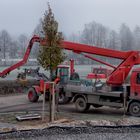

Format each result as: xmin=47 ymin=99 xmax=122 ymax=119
xmin=42 ymin=82 xmax=46 ymax=121
xmin=51 ymin=82 xmax=55 ymax=122
xmin=49 ymin=84 xmax=52 ymax=122
xmin=123 ymin=85 xmax=127 ymax=117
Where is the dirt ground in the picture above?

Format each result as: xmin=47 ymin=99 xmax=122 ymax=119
xmin=0 ymin=94 xmax=140 ymax=132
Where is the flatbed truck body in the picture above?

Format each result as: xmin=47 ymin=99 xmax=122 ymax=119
xmin=59 ymin=72 xmax=140 ymax=117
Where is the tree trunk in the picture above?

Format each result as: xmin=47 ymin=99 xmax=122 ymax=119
xmin=49 ymin=69 xmax=53 ymax=122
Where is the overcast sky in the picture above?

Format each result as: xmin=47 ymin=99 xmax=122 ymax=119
xmin=0 ymin=0 xmax=140 ymax=36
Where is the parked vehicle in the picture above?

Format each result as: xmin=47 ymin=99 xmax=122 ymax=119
xmin=87 ymin=67 xmax=113 ymax=83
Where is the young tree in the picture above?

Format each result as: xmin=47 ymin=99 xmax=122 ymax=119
xmin=38 ymin=4 xmax=65 ymax=80
xmin=38 ymin=4 xmax=65 ymax=122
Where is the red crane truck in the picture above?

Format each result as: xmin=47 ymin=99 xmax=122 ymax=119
xmin=27 ymin=36 xmax=140 ymax=117
xmin=1 ymin=35 xmax=140 ymax=117
xmin=58 ymin=41 xmax=140 ymax=117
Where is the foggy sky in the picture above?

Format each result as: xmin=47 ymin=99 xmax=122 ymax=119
xmin=0 ymin=0 xmax=140 ymax=36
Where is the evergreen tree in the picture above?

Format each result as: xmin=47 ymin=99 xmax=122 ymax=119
xmin=38 ymin=4 xmax=65 ymax=80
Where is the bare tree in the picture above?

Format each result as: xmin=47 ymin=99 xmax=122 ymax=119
xmin=108 ymin=30 xmax=121 ymax=64
xmin=80 ymin=21 xmax=110 ymax=64
xmin=120 ymin=23 xmax=134 ymax=51
xmin=31 ymin=19 xmax=44 ymax=58
xmin=81 ymin=21 xmax=109 ymax=48
xmin=9 ymin=41 xmax=18 ymax=59
xmin=18 ymin=34 xmax=28 ymax=58
xmin=0 ymin=30 xmax=11 ymax=65
xmin=133 ymin=26 xmax=140 ymax=50
xmin=109 ymin=30 xmax=120 ymax=50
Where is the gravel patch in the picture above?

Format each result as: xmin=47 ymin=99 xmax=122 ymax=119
xmin=0 ymin=117 xmax=140 ymax=139
xmin=1 ymin=126 xmax=140 ymax=140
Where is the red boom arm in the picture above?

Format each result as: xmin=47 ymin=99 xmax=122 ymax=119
xmin=0 ymin=35 xmax=40 ymax=77
xmin=61 ymin=41 xmax=140 ymax=85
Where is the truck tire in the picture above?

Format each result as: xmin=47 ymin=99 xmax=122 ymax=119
xmin=92 ymin=104 xmax=103 ymax=108
xmin=75 ymin=97 xmax=90 ymax=112
xmin=129 ymin=102 xmax=140 ymax=117
xmin=58 ymin=93 xmax=71 ymax=104
xmin=28 ymin=88 xmax=39 ymax=102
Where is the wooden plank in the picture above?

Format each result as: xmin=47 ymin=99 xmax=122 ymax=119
xmin=16 ymin=114 xmax=41 ymax=121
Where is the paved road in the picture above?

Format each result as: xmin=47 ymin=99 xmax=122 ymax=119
xmin=0 ymin=94 xmax=131 ymax=121
xmin=0 ymin=94 xmax=138 ymax=124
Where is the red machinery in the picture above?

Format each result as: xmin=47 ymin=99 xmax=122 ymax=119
xmin=61 ymin=41 xmax=140 ymax=85
xmin=1 ymin=35 xmax=140 ymax=116
xmin=1 ymin=35 xmax=137 ymax=86
xmin=28 ymin=59 xmax=76 ymax=103
xmin=0 ymin=36 xmax=41 ymax=78
xmin=87 ymin=67 xmax=112 ymax=80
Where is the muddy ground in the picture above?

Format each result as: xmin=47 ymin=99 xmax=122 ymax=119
xmin=0 ymin=94 xmax=140 ymax=139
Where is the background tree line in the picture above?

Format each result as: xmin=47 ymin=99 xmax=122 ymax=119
xmin=0 ymin=30 xmax=39 ymax=65
xmin=67 ymin=22 xmax=140 ymax=64
xmin=0 ymin=21 xmax=140 ymax=65
xmin=0 ymin=30 xmax=28 ymax=60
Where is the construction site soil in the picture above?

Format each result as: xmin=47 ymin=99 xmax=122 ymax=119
xmin=0 ymin=85 xmax=140 ymax=139
xmin=1 ymin=65 xmax=139 ymax=139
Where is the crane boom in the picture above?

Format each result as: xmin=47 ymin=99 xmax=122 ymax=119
xmin=61 ymin=41 xmax=140 ymax=85
xmin=62 ymin=41 xmax=132 ymax=59
xmin=40 ymin=37 xmax=140 ymax=85
xmin=80 ymin=53 xmax=116 ymax=69
xmin=0 ymin=35 xmax=40 ymax=77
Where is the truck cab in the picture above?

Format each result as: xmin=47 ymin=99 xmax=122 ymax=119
xmin=28 ymin=63 xmax=76 ymax=104
xmin=55 ymin=65 xmax=70 ymax=84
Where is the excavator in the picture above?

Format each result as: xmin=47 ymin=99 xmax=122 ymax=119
xmin=1 ymin=35 xmax=140 ymax=116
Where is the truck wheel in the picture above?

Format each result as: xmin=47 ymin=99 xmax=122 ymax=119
xmin=58 ymin=93 xmax=71 ymax=104
xmin=28 ymin=88 xmax=39 ymax=102
xmin=129 ymin=102 xmax=140 ymax=117
xmin=75 ymin=97 xmax=90 ymax=112
xmin=92 ymin=104 xmax=103 ymax=108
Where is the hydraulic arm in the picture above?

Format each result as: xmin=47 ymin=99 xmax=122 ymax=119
xmin=0 ymin=35 xmax=40 ymax=78
xmin=61 ymin=41 xmax=140 ymax=85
